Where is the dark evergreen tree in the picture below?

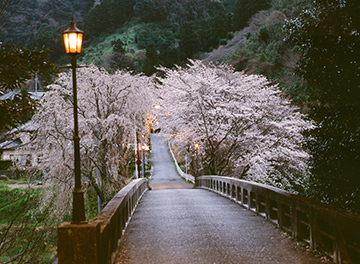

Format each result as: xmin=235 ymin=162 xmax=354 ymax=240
xmin=202 ymin=9 xmax=231 ymax=51
xmin=158 ymin=39 xmax=179 ymax=68
xmin=233 ymin=0 xmax=270 ymax=30
xmin=29 ymin=24 xmax=63 ymax=62
xmin=143 ymin=43 xmax=160 ymax=76
xmin=133 ymin=0 xmax=167 ymax=23
xmin=285 ymin=0 xmax=360 ymax=213
xmin=0 ymin=44 xmax=57 ymax=91
xmin=0 ymin=89 xmax=37 ymax=133
xmin=108 ymin=52 xmax=136 ymax=73
xmin=178 ymin=22 xmax=201 ymax=60
xmin=84 ymin=0 xmax=135 ymax=36
xmin=112 ymin=39 xmax=126 ymax=53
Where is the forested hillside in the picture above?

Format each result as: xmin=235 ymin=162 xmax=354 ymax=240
xmin=1 ymin=0 xmax=309 ymax=99
xmin=0 ymin=0 xmax=90 ymax=61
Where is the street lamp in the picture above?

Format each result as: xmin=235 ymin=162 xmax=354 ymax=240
xmin=62 ymin=18 xmax=86 ymax=224
xmin=141 ymin=144 xmax=146 ymax=177
xmin=194 ymin=143 xmax=199 ymax=179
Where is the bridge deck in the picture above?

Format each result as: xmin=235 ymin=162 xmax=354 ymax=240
xmin=117 ymin=134 xmax=328 ymax=263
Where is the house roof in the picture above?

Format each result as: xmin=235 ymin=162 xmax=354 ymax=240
xmin=0 ymin=90 xmax=45 ymax=101
xmin=6 ymin=120 xmax=39 ymax=135
xmin=0 ymin=121 xmax=39 ymax=151
xmin=0 ymin=139 xmax=22 ymax=150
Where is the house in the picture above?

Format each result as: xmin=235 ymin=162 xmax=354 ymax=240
xmin=0 ymin=121 xmax=40 ymax=168
xmin=0 ymin=89 xmax=44 ymax=168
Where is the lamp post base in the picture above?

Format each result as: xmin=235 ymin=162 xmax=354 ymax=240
xmin=72 ymin=190 xmax=87 ymax=224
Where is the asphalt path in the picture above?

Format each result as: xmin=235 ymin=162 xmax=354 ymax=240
xmin=148 ymin=134 xmax=193 ymax=190
xmin=118 ymin=134 xmax=328 ymax=264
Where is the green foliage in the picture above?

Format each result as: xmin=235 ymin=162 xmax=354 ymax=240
xmin=0 ymin=184 xmax=57 ymax=263
xmin=85 ymin=184 xmax=101 ymax=220
xmin=0 ymin=0 xmax=89 ymax=46
xmin=285 ymin=0 xmax=360 ymax=213
xmin=105 ymin=38 xmax=138 ymax=72
xmin=271 ymin=0 xmax=312 ymax=16
xmin=233 ymin=0 xmax=271 ymax=29
xmin=0 ymin=89 xmax=38 ymax=132
xmin=135 ymin=22 xmax=176 ymax=51
xmin=201 ymin=8 xmax=232 ymax=51
xmin=0 ymin=160 xmax=12 ymax=170
xmin=112 ymin=38 xmax=126 ymax=53
xmin=232 ymin=10 xmax=305 ymax=100
xmin=84 ymin=0 xmax=135 ymax=36
xmin=28 ymin=24 xmax=64 ymax=62
xmin=2 ymin=0 xmax=240 ymax=75
xmin=178 ymin=22 xmax=201 ymax=59
xmin=143 ymin=43 xmax=160 ymax=76
xmin=0 ymin=44 xmax=57 ymax=91
xmin=82 ymin=0 xmax=238 ymax=73
xmin=134 ymin=0 xmax=167 ymax=23
xmin=107 ymin=52 xmax=137 ymax=73
xmin=81 ymin=32 xmax=122 ymax=65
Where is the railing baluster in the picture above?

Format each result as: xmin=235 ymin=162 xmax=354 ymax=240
xmin=196 ymin=176 xmax=360 ymax=264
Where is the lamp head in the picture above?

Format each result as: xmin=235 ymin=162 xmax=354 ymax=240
xmin=63 ymin=17 xmax=84 ymax=54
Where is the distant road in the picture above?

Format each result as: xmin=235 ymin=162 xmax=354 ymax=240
xmin=148 ymin=134 xmax=193 ymax=190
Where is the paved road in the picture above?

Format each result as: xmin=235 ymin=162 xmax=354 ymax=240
xmin=148 ymin=134 xmax=193 ymax=190
xmin=118 ymin=134 xmax=328 ymax=264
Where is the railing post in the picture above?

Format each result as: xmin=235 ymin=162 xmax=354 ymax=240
xmin=333 ymin=226 xmax=352 ymax=263
xmin=58 ymin=222 xmax=100 ymax=264
xmin=265 ymin=195 xmax=271 ymax=221
xmin=277 ymin=199 xmax=283 ymax=230
xmin=255 ymin=193 xmax=260 ymax=214
xmin=235 ymin=185 xmax=240 ymax=203
xmin=309 ymin=213 xmax=316 ymax=251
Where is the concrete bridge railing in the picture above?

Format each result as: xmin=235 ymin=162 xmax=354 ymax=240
xmin=57 ymin=178 xmax=148 ymax=264
xmin=168 ymin=142 xmax=195 ymax=184
xmin=197 ymin=176 xmax=360 ymax=264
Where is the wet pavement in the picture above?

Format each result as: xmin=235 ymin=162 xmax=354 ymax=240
xmin=118 ymin=134 xmax=329 ymax=264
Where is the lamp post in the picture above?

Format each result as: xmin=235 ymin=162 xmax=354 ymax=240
xmin=194 ymin=143 xmax=199 ymax=179
xmin=62 ymin=18 xmax=86 ymax=224
xmin=135 ymin=131 xmax=141 ymax=178
xmin=141 ymin=144 xmax=146 ymax=177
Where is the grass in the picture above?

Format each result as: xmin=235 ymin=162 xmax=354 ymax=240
xmin=80 ymin=23 xmax=147 ymax=66
xmin=0 ymin=182 xmax=57 ymax=263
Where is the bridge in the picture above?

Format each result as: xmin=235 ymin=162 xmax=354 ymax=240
xmin=58 ymin=134 xmax=360 ymax=264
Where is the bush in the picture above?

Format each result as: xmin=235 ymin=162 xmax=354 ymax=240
xmin=0 ymin=160 xmax=12 ymax=170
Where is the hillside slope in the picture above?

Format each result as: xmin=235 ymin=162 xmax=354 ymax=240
xmin=1 ymin=0 xmax=311 ymax=101
xmin=203 ymin=1 xmax=312 ymax=104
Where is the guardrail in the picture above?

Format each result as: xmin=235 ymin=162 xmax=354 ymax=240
xmin=58 ymin=178 xmax=148 ymax=264
xmin=197 ymin=176 xmax=360 ymax=264
xmin=168 ymin=142 xmax=195 ymax=184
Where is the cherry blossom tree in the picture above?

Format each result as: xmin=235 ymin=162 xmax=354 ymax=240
xmin=157 ymin=60 xmax=313 ymax=192
xmin=27 ymin=65 xmax=155 ymax=216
